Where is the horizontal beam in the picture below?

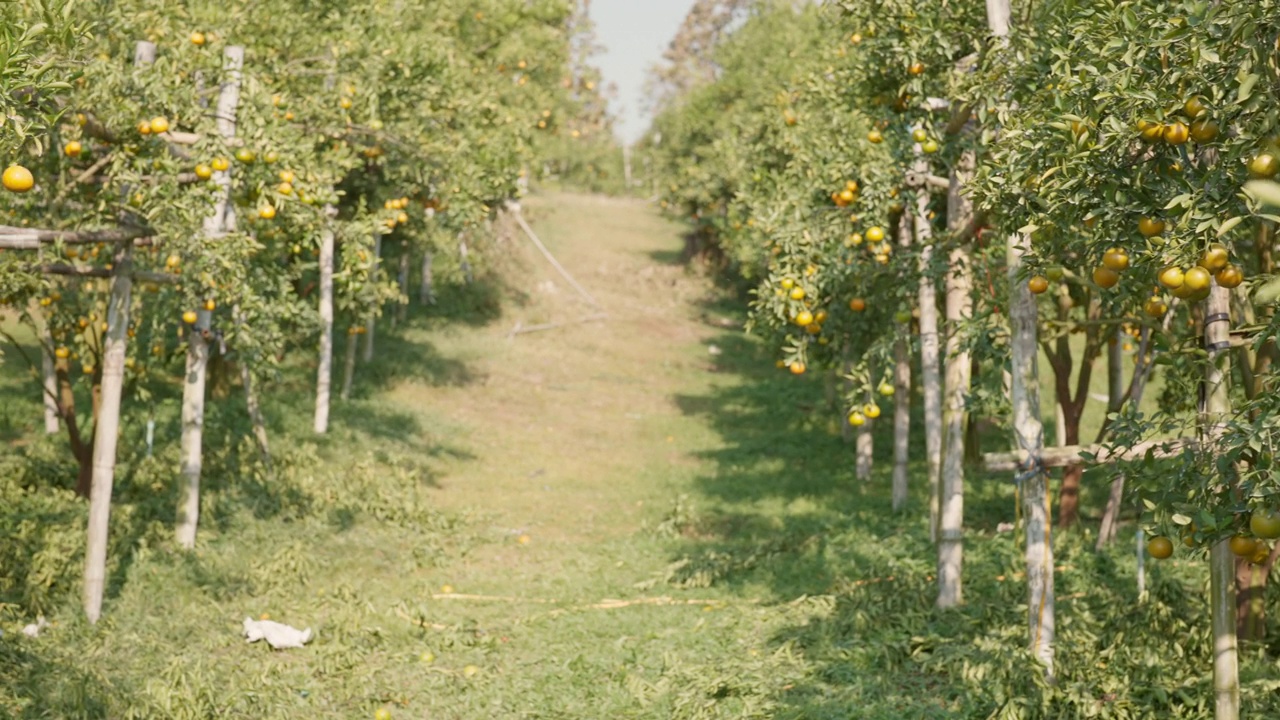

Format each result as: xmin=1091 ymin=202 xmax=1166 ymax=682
xmin=31 ymin=263 xmax=179 ymax=285
xmin=983 ymin=437 xmax=1196 ymax=472
xmin=0 ymin=225 xmax=156 ymax=248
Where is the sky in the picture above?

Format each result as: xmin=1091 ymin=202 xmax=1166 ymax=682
xmin=588 ymin=0 xmax=698 ymax=145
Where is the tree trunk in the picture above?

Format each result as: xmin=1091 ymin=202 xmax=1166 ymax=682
xmin=458 ymin=235 xmax=473 ymax=284
xmin=1236 ymin=559 xmax=1265 ymax=643
xmin=82 ymin=241 xmax=134 ymax=623
xmin=314 ymin=217 xmax=335 ymax=434
xmin=940 ymin=152 xmax=974 ymax=565
xmin=915 ymin=164 xmax=943 ymax=544
xmin=1204 ymin=280 xmax=1239 ymax=719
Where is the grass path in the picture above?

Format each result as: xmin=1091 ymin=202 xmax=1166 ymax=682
xmin=2 ymin=192 xmax=1247 ymax=719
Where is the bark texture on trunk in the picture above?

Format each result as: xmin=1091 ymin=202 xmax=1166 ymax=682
xmin=892 ymin=216 xmax=913 ymax=511
xmin=176 ymin=323 xmax=209 ymax=550
xmin=940 ymin=152 xmax=974 ymax=564
xmin=914 ymin=167 xmax=942 ymax=543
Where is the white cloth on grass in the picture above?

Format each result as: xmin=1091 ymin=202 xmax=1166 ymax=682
xmin=242 ymin=617 xmax=312 ymax=649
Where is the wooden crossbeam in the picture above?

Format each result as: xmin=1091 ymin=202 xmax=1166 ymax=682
xmin=983 ymin=437 xmax=1196 ymax=473
xmin=0 ymin=225 xmax=156 ymax=248
xmin=28 ymin=263 xmax=179 ymax=285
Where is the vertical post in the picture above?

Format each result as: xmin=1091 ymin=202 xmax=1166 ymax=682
xmin=314 ymin=212 xmax=336 ymax=434
xmin=892 ymin=218 xmax=912 ymax=511
xmin=82 ymin=241 xmax=135 ymax=623
xmin=419 ymin=250 xmax=435 ymax=305
xmin=363 ymin=233 xmax=382 ymax=361
xmin=941 ymin=152 xmax=975 ymax=586
xmin=915 ymin=166 xmax=943 ymax=543
xmin=176 ymin=45 xmax=242 ymax=550
xmin=83 ymin=39 xmax=152 ymax=624
xmin=458 ymin=235 xmax=473 ymax=284
xmin=341 ymin=327 xmax=358 ymax=400
xmin=37 ymin=314 xmax=60 ymax=433
xmin=1204 ymin=280 xmax=1239 ymax=720
xmin=1097 ymin=328 xmax=1126 ymax=549
xmin=856 ymin=417 xmax=873 ymax=481
xmin=396 ymin=248 xmax=410 ymax=325
xmin=1011 ymin=228 xmax=1053 ymax=673
xmin=1136 ymin=528 xmax=1146 ymax=599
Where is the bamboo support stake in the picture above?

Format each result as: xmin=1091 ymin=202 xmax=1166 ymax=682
xmin=363 ymin=232 xmax=382 ymax=361
xmin=419 ymin=250 xmax=435 ymax=305
xmin=914 ymin=162 xmax=943 ymax=544
xmin=314 ymin=213 xmax=336 ymax=434
xmin=83 ymin=39 xmax=153 ymax=625
xmin=1204 ymin=280 xmax=1239 ymax=720
xmin=856 ymin=418 xmax=873 ymax=481
xmin=892 ymin=218 xmax=912 ymax=510
xmin=176 ymin=45 xmax=242 ymax=550
xmin=1010 ymin=229 xmax=1054 ymax=673
xmin=941 ymin=152 xmax=975 ymax=565
xmin=341 ymin=327 xmax=358 ymax=401
xmin=396 ymin=250 xmax=410 ymax=324
xmin=37 ymin=312 xmax=60 ymax=434
xmin=1097 ymin=328 xmax=1127 ymax=549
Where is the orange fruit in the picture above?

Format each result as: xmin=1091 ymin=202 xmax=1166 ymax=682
xmin=863 ymin=403 xmax=881 ymax=419
xmin=789 ymin=361 xmax=805 ymax=375
xmin=194 ymin=164 xmax=213 ymax=180
xmin=849 ymin=298 xmax=866 ymax=312
xmin=2 ymin=165 xmax=34 ymax=192
xmin=1182 ymin=266 xmax=1211 ymax=292
xmin=865 ymin=226 xmax=885 ymax=242
xmin=794 ymin=310 xmax=814 ymax=327
xmin=1146 ymin=536 xmax=1174 ymax=559
xmin=211 ymin=157 xmax=229 ymax=171
xmin=1249 ymin=153 xmax=1279 ymax=179
xmin=1190 ymin=119 xmax=1219 ymax=143
xmin=1102 ymin=248 xmax=1129 ymax=271
xmin=1137 ymin=120 xmax=1164 ymax=142
xmin=1092 ymin=266 xmax=1120 ymax=288
xmin=789 ymin=286 xmax=806 ymax=300
xmin=867 ymin=130 xmax=883 ymax=144
xmin=1198 ymin=243 xmax=1229 ymax=273
xmin=258 ymin=205 xmax=276 ymax=220
xmin=1162 ymin=122 xmax=1189 ymax=145
xmin=149 ymin=116 xmax=170 ymax=134
xmin=1158 ymin=266 xmax=1185 ymax=289
xmin=64 ymin=141 xmax=83 ymax=157
xmin=1230 ymin=536 xmax=1259 ymax=558
xmin=908 ymin=62 xmax=925 ymax=75
xmin=1138 ymin=217 xmax=1165 ymax=237
xmin=182 ymin=311 xmax=198 ymax=324
xmin=1028 ymin=276 xmax=1049 ymax=294
xmin=1143 ymin=297 xmax=1167 ymax=318
xmin=1183 ymin=96 xmax=1207 ymax=118
xmin=847 ymin=411 xmax=866 ymax=427
xmin=1216 ymin=264 xmax=1244 ymax=289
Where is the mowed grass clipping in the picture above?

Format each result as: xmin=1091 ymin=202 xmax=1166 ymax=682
xmin=3 ymin=192 xmax=1280 ymax=719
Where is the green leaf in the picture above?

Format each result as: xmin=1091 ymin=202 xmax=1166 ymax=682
xmin=1216 ymin=216 xmax=1243 ymax=236
xmin=1244 ymin=180 xmax=1280 ymax=208
xmin=1237 ymin=73 xmax=1260 ymax=104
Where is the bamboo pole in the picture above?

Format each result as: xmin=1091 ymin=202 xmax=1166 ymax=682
xmin=314 ymin=214 xmax=336 ymax=434
xmin=915 ymin=162 xmax=943 ymax=544
xmin=341 ymin=327 xmax=358 ymax=401
xmin=363 ymin=232 xmax=382 ymax=361
xmin=941 ymin=152 xmax=975 ymax=568
xmin=892 ymin=218 xmax=912 ymax=511
xmin=36 ymin=311 xmax=60 ymax=434
xmin=176 ymin=44 xmax=243 ymax=551
xmin=1010 ymin=232 xmax=1054 ymax=672
xmin=83 ymin=39 xmax=153 ymax=625
xmin=1204 ymin=280 xmax=1239 ymax=719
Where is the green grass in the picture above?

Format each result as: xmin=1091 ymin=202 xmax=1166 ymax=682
xmin=3 ymin=192 xmax=1280 ymax=719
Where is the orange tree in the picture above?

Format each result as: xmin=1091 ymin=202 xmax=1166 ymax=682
xmin=0 ymin=0 xmax=607 ymax=617
xmin=647 ymin=0 xmax=1280 ymax=715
